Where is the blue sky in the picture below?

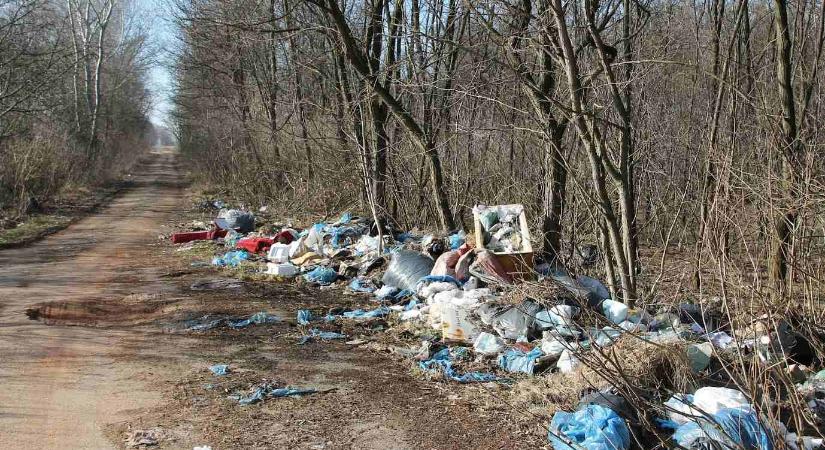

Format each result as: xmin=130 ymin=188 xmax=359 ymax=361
xmin=139 ymin=0 xmax=175 ymax=127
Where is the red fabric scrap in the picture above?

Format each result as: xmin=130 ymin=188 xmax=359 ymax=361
xmin=236 ymin=237 xmax=274 ymax=254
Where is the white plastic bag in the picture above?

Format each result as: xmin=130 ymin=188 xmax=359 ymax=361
xmin=557 ymin=348 xmax=580 ymax=373
xmin=474 ymin=332 xmax=505 ymax=355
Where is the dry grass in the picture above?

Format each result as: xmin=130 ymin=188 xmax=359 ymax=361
xmin=510 ymin=337 xmax=698 ymax=421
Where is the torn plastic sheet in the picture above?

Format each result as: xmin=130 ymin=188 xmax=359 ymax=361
xmin=211 ymin=250 xmax=249 ymax=267
xmin=229 ymin=384 xmax=317 ymax=405
xmin=549 ymin=404 xmax=631 ymax=450
xmin=187 ymin=312 xmax=281 ymax=331
xmin=348 ymin=277 xmax=377 ymax=293
xmin=297 ymin=309 xmax=313 ymax=325
xmin=209 ymin=364 xmax=230 ymax=376
xmin=418 ymin=348 xmax=497 ymax=383
xmin=297 ymin=328 xmax=348 ymax=344
xmin=303 ymin=266 xmax=337 ymax=285
xmin=324 ymin=306 xmax=390 ymax=322
xmin=498 ymin=347 xmax=544 ymax=374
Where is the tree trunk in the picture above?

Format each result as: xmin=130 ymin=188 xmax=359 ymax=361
xmin=770 ymin=0 xmax=800 ymax=295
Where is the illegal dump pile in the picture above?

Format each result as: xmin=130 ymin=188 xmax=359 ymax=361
xmin=170 ymin=202 xmax=825 ymax=449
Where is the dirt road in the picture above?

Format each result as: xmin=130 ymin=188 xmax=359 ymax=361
xmin=0 ymin=148 xmax=545 ymax=449
xmin=0 ymin=148 xmax=187 ymax=449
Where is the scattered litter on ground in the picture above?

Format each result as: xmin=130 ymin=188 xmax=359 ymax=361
xmin=187 ymin=312 xmax=281 ymax=331
xmin=229 ymin=384 xmax=317 ymax=405
xmin=125 ymin=428 xmax=162 ymax=447
xmin=169 ymin=203 xmax=825 ymax=448
xmin=209 ymin=364 xmax=230 ymax=376
xmin=298 ymin=328 xmax=347 ymax=344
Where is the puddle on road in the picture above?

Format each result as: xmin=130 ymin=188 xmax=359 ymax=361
xmin=25 ymin=294 xmax=168 ymax=327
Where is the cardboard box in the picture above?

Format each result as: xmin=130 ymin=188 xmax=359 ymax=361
xmin=473 ymin=204 xmax=535 ymax=281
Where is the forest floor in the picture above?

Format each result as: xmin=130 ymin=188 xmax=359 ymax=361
xmin=0 ymin=147 xmax=548 ymax=450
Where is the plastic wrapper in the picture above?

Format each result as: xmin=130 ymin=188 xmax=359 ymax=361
xmin=382 ymin=250 xmax=435 ymax=291
xmin=548 ymin=404 xmax=630 ymax=450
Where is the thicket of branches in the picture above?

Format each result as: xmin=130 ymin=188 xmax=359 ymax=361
xmin=172 ymin=0 xmax=825 ymax=305
xmin=0 ymin=0 xmax=156 ymax=217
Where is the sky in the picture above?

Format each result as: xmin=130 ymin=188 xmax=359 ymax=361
xmin=139 ymin=0 xmax=176 ymax=128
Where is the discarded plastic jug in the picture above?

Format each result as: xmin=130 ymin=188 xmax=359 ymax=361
xmin=441 ymin=301 xmax=481 ymax=342
xmin=602 ymin=299 xmax=629 ymax=324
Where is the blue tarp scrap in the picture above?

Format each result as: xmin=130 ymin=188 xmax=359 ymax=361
xmin=227 ymin=312 xmax=281 ymax=329
xmin=297 ymin=309 xmax=313 ymax=325
xmin=229 ymin=384 xmax=317 ymax=405
xmin=549 ymin=404 xmax=631 ymax=450
xmin=188 ymin=317 xmax=226 ymax=331
xmin=396 ymin=232 xmax=416 ymax=243
xmin=349 ymin=277 xmax=377 ymax=293
xmin=330 ymin=226 xmax=365 ymax=248
xmin=303 ymin=266 xmax=337 ymax=285
xmin=297 ymin=328 xmax=348 ymax=345
xmin=211 ymin=250 xmax=250 ymax=267
xmin=417 ymin=275 xmax=462 ymax=288
xmin=376 ymin=288 xmax=414 ymax=302
xmin=498 ymin=347 xmax=544 ymax=374
xmin=209 ymin=364 xmax=230 ymax=376
xmin=672 ymin=408 xmax=773 ymax=450
xmin=448 ymin=232 xmax=465 ymax=250
xmin=342 ymin=306 xmax=390 ymax=319
xmin=187 ymin=312 xmax=281 ymax=331
xmin=419 ymin=348 xmax=497 ymax=383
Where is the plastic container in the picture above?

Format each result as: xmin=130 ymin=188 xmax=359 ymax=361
xmin=267 ymin=243 xmax=291 ymax=263
xmin=266 ymin=262 xmax=298 ymax=277
xmin=441 ymin=302 xmax=481 ymax=342
xmin=602 ymin=299 xmax=629 ymax=324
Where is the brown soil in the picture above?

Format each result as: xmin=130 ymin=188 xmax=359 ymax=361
xmin=0 ymin=148 xmax=548 ymax=449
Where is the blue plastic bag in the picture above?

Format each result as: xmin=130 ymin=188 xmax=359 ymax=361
xmin=673 ymin=407 xmax=773 ymax=450
xmin=348 ymin=277 xmax=377 ymax=293
xmin=498 ymin=347 xmax=544 ymax=374
xmin=211 ymin=250 xmax=249 ymax=267
xmin=227 ymin=312 xmax=281 ymax=329
xmin=297 ymin=309 xmax=313 ymax=325
xmin=304 ymin=267 xmax=337 ymax=285
xmin=231 ymin=384 xmax=316 ymax=405
xmin=449 ymin=232 xmax=466 ymax=250
xmin=419 ymin=348 xmax=497 ymax=383
xmin=342 ymin=306 xmax=389 ymax=319
xmin=297 ymin=328 xmax=347 ymax=344
xmin=209 ymin=364 xmax=230 ymax=376
xmin=549 ymin=404 xmax=630 ymax=450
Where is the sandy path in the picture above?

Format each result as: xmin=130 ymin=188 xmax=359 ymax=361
xmin=0 ymin=148 xmax=186 ymax=449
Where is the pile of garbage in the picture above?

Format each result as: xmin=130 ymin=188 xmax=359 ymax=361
xmin=170 ymin=204 xmax=825 ymax=449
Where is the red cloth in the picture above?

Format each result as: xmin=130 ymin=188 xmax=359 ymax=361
xmin=171 ymin=228 xmax=227 ymax=244
xmin=236 ymin=237 xmax=274 ymax=254
xmin=274 ymin=229 xmax=296 ymax=244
